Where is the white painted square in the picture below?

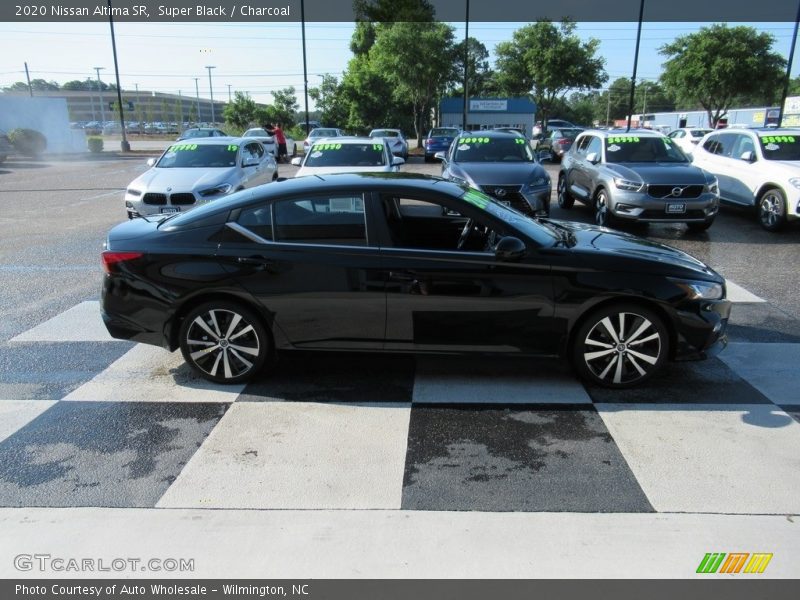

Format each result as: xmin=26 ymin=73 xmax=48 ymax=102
xmin=725 ymin=281 xmax=765 ymax=303
xmin=719 ymin=343 xmax=800 ymax=405
xmin=596 ymin=403 xmax=800 ymax=514
xmin=10 ymin=301 xmax=115 ymax=342
xmin=0 ymin=401 xmax=57 ymax=443
xmin=63 ymin=344 xmax=244 ymax=403
xmin=413 ymin=357 xmax=591 ymax=404
xmin=157 ymin=401 xmax=411 ymax=509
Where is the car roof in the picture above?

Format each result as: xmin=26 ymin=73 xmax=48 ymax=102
xmin=310 ymin=136 xmax=386 ymax=145
xmin=458 ymin=130 xmax=528 ymax=139
xmin=583 ymin=128 xmax=666 ymax=138
xmin=170 ymin=136 xmax=250 ymax=145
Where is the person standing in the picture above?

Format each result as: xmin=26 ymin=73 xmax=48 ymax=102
xmin=266 ymin=123 xmax=287 ymax=163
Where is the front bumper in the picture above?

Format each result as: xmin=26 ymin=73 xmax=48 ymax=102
xmin=609 ymin=189 xmax=719 ymax=223
xmin=673 ymin=297 xmax=731 ymax=361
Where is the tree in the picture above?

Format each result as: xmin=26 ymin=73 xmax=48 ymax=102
xmin=269 ymin=87 xmax=299 ymax=127
xmin=659 ymin=24 xmax=786 ymax=127
xmin=222 ymin=91 xmax=258 ymax=129
xmin=371 ymin=21 xmax=457 ymax=144
xmin=353 ymin=0 xmax=435 ymax=22
xmin=450 ymin=37 xmax=494 ymax=98
xmin=309 ymin=74 xmax=349 ymax=127
xmin=61 ymin=78 xmax=116 ymax=91
xmin=494 ymin=20 xmax=607 ymax=132
xmin=3 ymin=79 xmax=59 ymax=92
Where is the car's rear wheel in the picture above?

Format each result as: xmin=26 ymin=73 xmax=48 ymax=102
xmin=594 ymin=189 xmax=615 ymax=227
xmin=572 ymin=304 xmax=668 ymax=388
xmin=179 ymin=301 xmax=270 ymax=384
xmin=757 ymin=187 xmax=787 ymax=232
xmin=557 ymin=175 xmax=574 ymax=209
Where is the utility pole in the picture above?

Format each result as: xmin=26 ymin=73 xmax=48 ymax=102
xmin=194 ymin=78 xmax=201 ymax=123
xmin=177 ymin=90 xmax=184 ymax=132
xmin=107 ymin=0 xmax=129 ymax=151
xmin=301 ymin=0 xmax=310 ymax=133
xmin=626 ymin=0 xmax=645 ymax=132
xmin=642 ymin=81 xmax=648 ymax=116
xmin=462 ymin=0 xmax=470 ymax=131
xmin=94 ymin=66 xmax=106 ymax=125
xmin=227 ymin=84 xmax=232 ymax=102
xmin=24 ymin=62 xmax=33 ymax=97
xmin=205 ymin=65 xmax=216 ymax=124
xmin=134 ymin=83 xmax=140 ymax=131
xmin=606 ymin=90 xmax=611 ymax=127
xmin=778 ymin=0 xmax=800 ymax=127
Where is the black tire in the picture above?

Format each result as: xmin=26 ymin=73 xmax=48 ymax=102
xmin=557 ymin=174 xmax=574 ymax=209
xmin=594 ymin=188 xmax=616 ymax=227
xmin=179 ymin=301 xmax=270 ymax=384
xmin=687 ymin=218 xmax=714 ymax=232
xmin=572 ymin=303 xmax=669 ymax=388
xmin=551 ymin=150 xmax=559 ymax=163
xmin=757 ymin=187 xmax=787 ymax=232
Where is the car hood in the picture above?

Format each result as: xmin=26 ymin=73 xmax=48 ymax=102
xmin=554 ymin=220 xmax=721 ymax=280
xmin=295 ymin=165 xmax=393 ymax=177
xmin=129 ymin=167 xmax=237 ymax=192
xmin=453 ymin=162 xmax=547 ymax=186
xmin=605 ymin=163 xmax=709 ymax=184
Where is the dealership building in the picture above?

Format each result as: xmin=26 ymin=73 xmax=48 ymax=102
xmin=439 ymin=97 xmax=537 ymax=134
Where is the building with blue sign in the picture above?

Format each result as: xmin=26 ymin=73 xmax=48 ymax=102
xmin=439 ymin=97 xmax=537 ymax=134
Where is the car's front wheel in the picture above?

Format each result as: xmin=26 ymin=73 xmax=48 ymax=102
xmin=557 ymin=175 xmax=574 ymax=209
xmin=594 ymin=189 xmax=615 ymax=227
xmin=179 ymin=301 xmax=270 ymax=384
xmin=572 ymin=304 xmax=668 ymax=388
xmin=757 ymin=187 xmax=787 ymax=232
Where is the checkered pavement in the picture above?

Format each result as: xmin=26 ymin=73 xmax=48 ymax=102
xmin=0 ymin=285 xmax=799 ymax=516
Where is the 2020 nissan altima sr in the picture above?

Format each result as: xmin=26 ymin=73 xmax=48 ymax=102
xmin=101 ymin=173 xmax=730 ymax=389
xmin=124 ymin=137 xmax=277 ymax=219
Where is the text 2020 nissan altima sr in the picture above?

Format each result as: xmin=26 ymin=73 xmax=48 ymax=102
xmin=101 ymin=173 xmax=730 ymax=389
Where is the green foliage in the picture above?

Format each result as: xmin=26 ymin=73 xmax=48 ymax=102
xmin=450 ymin=37 xmax=493 ymax=98
xmin=659 ymin=24 xmax=786 ymax=127
xmin=222 ymin=91 xmax=258 ymax=129
xmin=309 ymin=75 xmax=349 ymax=128
xmin=8 ymin=129 xmax=47 ymax=156
xmin=494 ymin=20 xmax=607 ymax=128
xmin=789 ymin=76 xmax=800 ymax=97
xmin=3 ymin=79 xmax=60 ymax=92
xmin=371 ymin=21 xmax=457 ymax=144
xmin=269 ymin=87 xmax=299 ymax=128
xmin=353 ymin=0 xmax=435 ymax=22
xmin=87 ymin=136 xmax=104 ymax=153
xmin=61 ymin=78 xmax=115 ymax=91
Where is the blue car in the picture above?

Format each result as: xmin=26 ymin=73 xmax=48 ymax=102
xmin=424 ymin=127 xmax=461 ymax=162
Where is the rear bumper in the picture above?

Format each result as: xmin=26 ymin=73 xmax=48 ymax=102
xmin=101 ymin=310 xmax=170 ymax=349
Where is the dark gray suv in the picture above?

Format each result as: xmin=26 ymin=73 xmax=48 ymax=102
xmin=557 ymin=129 xmax=720 ymax=231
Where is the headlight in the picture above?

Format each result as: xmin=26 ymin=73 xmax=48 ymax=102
xmin=789 ymin=177 xmax=800 ymax=190
xmin=126 ymin=188 xmax=142 ymax=196
xmin=450 ymin=176 xmax=469 ymax=187
xmin=526 ymin=176 xmax=550 ymax=188
xmin=613 ymin=177 xmax=643 ymax=192
xmin=670 ymin=278 xmax=724 ymax=300
xmin=705 ymin=178 xmax=719 ymax=194
xmin=199 ymin=183 xmax=233 ymax=197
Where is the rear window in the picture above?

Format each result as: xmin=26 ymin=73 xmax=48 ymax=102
xmin=310 ymin=129 xmax=339 ymax=137
xmin=274 ymin=195 xmax=367 ymax=246
xmin=305 ymin=142 xmax=386 ymax=167
xmin=371 ymin=130 xmax=400 ymax=138
xmin=430 ymin=128 xmax=459 ymax=137
xmin=691 ymin=129 xmax=711 ymax=138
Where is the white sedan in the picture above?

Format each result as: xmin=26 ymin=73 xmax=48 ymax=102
xmin=291 ymin=136 xmax=404 ymax=177
xmin=124 ymin=137 xmax=277 ymax=218
xmin=667 ymin=127 xmax=712 ymax=157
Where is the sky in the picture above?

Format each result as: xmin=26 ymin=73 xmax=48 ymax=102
xmin=0 ymin=21 xmax=798 ymax=110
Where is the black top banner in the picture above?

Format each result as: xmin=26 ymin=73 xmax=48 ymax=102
xmin=2 ymin=0 xmax=799 ymax=22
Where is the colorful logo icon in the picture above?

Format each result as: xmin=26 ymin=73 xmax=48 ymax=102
xmin=696 ymin=553 xmax=773 ymax=574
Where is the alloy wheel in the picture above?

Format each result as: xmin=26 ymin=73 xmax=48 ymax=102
xmin=595 ymin=191 xmax=611 ymax=226
xmin=581 ymin=310 xmax=664 ymax=386
xmin=758 ymin=189 xmax=786 ymax=231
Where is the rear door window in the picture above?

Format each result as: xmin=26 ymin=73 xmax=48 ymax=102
xmin=273 ymin=195 xmax=368 ymax=246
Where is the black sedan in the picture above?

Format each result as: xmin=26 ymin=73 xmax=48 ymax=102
xmin=101 ymin=173 xmax=730 ymax=389
xmin=435 ymin=130 xmax=552 ymax=216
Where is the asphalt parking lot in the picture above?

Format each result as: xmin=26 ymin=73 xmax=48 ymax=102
xmin=0 ymin=150 xmax=798 ymax=577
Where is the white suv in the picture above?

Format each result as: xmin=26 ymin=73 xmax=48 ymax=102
xmin=692 ymin=128 xmax=800 ymax=231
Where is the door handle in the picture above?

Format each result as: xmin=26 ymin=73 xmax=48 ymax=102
xmin=388 ymin=271 xmax=416 ymax=282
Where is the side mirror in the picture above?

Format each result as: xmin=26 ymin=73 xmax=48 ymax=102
xmin=290 ymin=156 xmax=302 ymax=166
xmin=146 ymin=158 xmax=156 ymax=167
xmin=586 ymin=152 xmax=600 ymax=164
xmin=494 ymin=236 xmax=527 ymax=262
xmin=242 ymin=156 xmax=259 ymax=167
xmin=434 ymin=151 xmax=446 ymax=161
xmin=392 ymin=156 xmax=405 ymax=166
xmin=740 ymin=150 xmax=756 ymax=162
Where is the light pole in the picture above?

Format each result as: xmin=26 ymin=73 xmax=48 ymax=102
xmin=194 ymin=78 xmax=201 ymax=123
xmin=205 ymin=65 xmax=216 ymax=124
xmin=107 ymin=0 xmax=129 ymax=152
xmin=227 ymin=84 xmax=232 ymax=102
xmin=94 ymin=66 xmax=106 ymax=125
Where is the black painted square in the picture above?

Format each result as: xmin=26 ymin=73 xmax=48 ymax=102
xmin=239 ymin=351 xmax=415 ymax=403
xmin=0 ymin=401 xmax=228 ymax=507
xmin=402 ymin=404 xmax=653 ymax=512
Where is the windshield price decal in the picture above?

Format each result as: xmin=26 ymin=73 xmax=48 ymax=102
xmin=372 ymin=144 xmax=383 ymax=150
xmin=312 ymin=143 xmax=344 ymax=151
xmin=514 ymin=138 xmax=526 ymax=144
xmin=226 ymin=145 xmax=239 ymax=151
xmin=760 ymin=135 xmax=796 ymax=143
xmin=463 ymin=188 xmax=490 ymax=209
xmin=459 ymin=137 xmax=490 ymax=144
xmin=169 ymin=144 xmax=199 ymax=151
xmin=607 ymin=136 xmax=640 ymax=143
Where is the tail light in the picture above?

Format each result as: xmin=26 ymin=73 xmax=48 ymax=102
xmin=102 ymin=251 xmax=143 ymax=274
xmin=558 ymin=139 xmax=571 ymax=145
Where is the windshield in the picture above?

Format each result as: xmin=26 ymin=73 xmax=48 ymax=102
xmin=310 ymin=129 xmax=339 ymax=138
xmin=304 ymin=142 xmax=386 ymax=167
xmin=758 ymin=134 xmax=800 ymax=160
xmin=604 ymin=135 xmax=689 ymax=163
xmin=156 ymin=143 xmax=238 ymax=168
xmin=453 ymin=135 xmax=534 ymax=162
xmin=691 ymin=129 xmax=711 ymax=138
xmin=430 ymin=128 xmax=459 ymax=137
xmin=371 ymin=130 xmax=400 ymax=138
xmin=460 ymin=187 xmax=559 ymax=246
xmin=182 ymin=129 xmax=213 ymax=139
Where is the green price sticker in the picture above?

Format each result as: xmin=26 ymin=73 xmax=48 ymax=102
xmin=515 ymin=138 xmax=526 ymax=144
xmin=226 ymin=144 xmax=239 ymax=152
xmin=761 ymin=135 xmax=795 ymax=144
xmin=608 ymin=136 xmax=640 ymax=143
xmin=170 ymin=143 xmax=199 ymax=151
xmin=463 ymin=188 xmax=490 ymax=209
xmin=460 ymin=137 xmax=490 ymax=144
xmin=372 ymin=144 xmax=383 ymax=150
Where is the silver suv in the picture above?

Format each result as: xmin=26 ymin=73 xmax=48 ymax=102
xmin=557 ymin=129 xmax=720 ymax=231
